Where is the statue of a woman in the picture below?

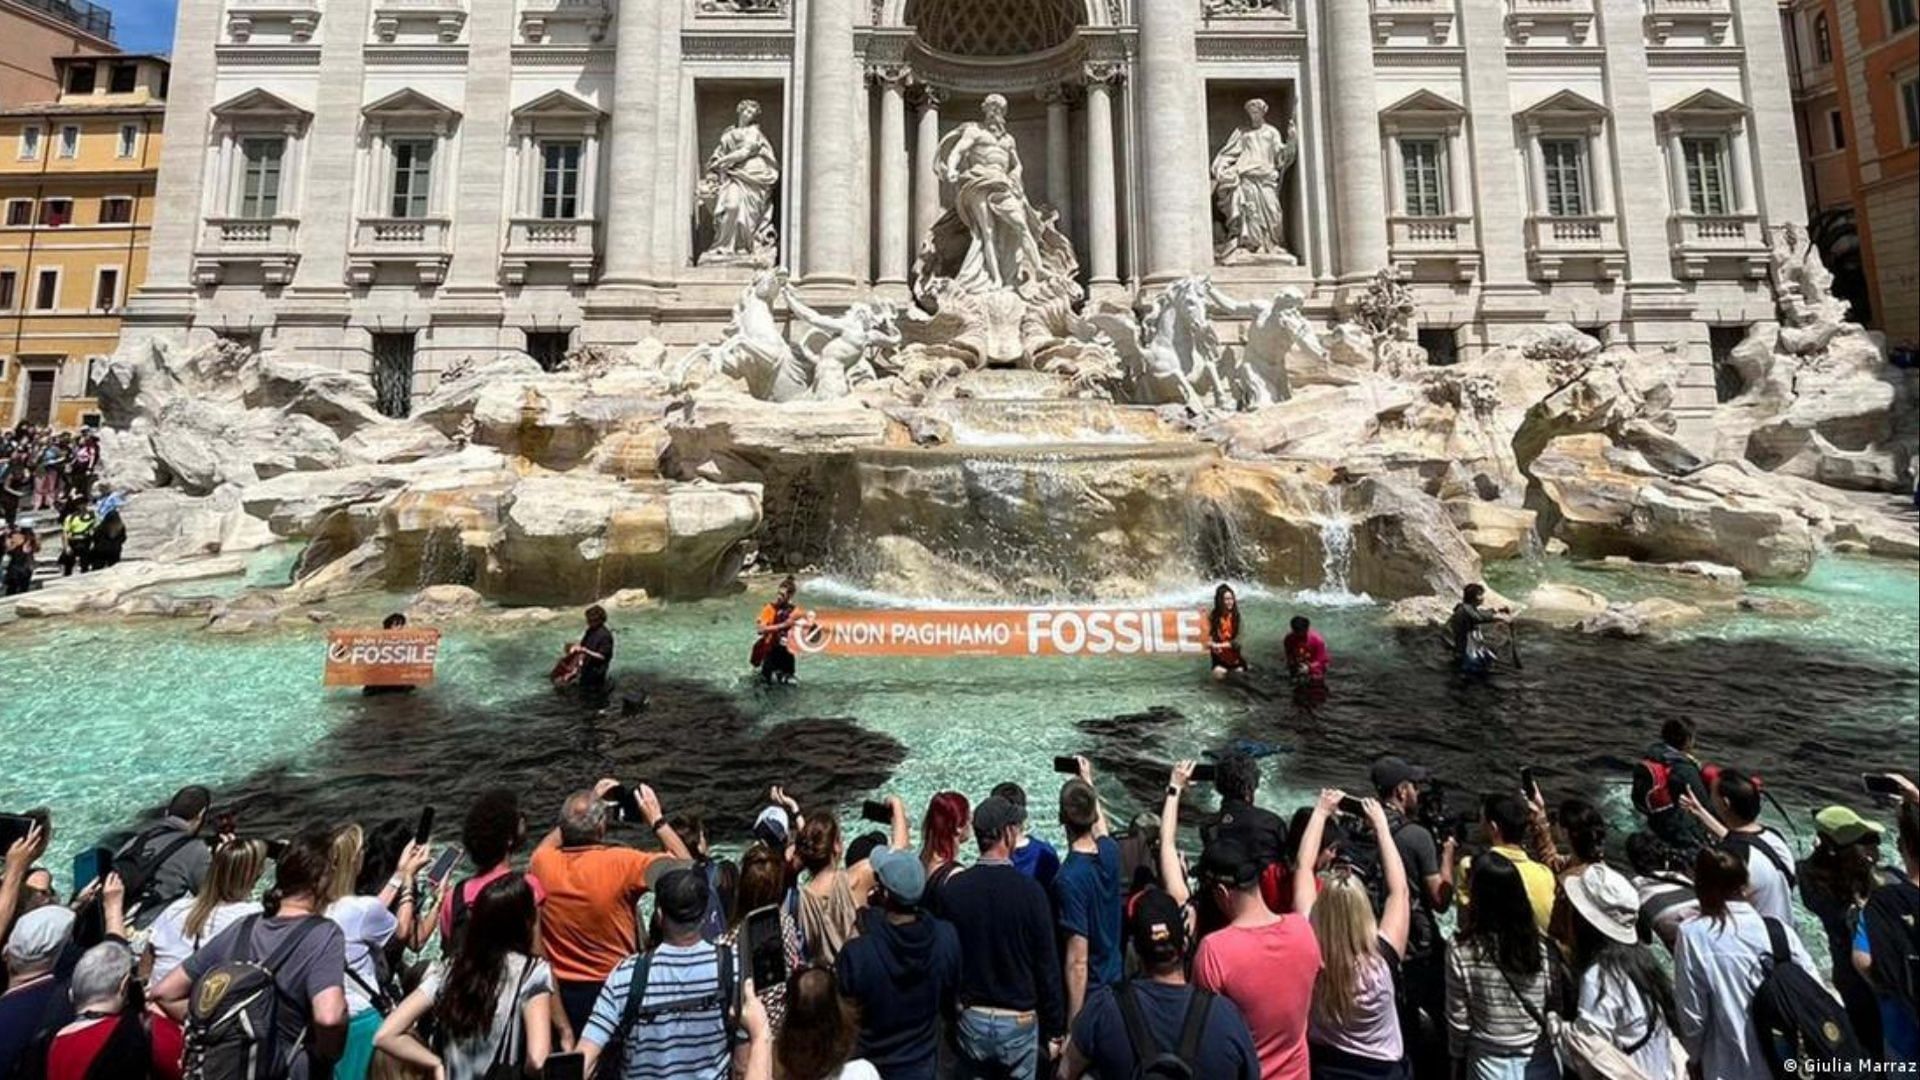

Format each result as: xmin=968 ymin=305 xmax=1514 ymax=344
xmin=1211 ymin=98 xmax=1297 ymax=264
xmin=698 ymin=99 xmax=781 ymax=266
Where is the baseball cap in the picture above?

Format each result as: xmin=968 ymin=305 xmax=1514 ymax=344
xmin=1563 ymin=864 xmax=1641 ymax=945
xmin=654 ymin=867 xmax=711 ymax=927
xmin=3 ymin=906 xmax=74 ymax=968
xmin=753 ymin=806 xmax=792 ymax=851
xmin=1127 ymin=886 xmax=1188 ymax=966
xmin=1814 ymin=806 xmax=1885 ymax=847
xmin=1197 ymin=836 xmax=1260 ymax=889
xmin=869 ymin=847 xmax=928 ymax=906
xmin=973 ymin=796 xmax=1024 ymax=845
xmin=1370 ymin=756 xmax=1429 ymax=794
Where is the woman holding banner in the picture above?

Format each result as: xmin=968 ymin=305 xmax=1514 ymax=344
xmin=754 ymin=577 xmax=804 ymax=685
xmin=1207 ymin=584 xmax=1248 ymax=682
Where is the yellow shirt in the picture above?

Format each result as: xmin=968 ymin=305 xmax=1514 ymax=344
xmin=1456 ymin=844 xmax=1559 ymax=931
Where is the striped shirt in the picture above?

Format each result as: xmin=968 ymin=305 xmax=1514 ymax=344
xmin=1444 ymin=937 xmax=1552 ymax=1060
xmin=583 ymin=943 xmax=735 ymax=1080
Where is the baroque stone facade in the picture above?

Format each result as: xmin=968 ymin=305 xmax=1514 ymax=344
xmin=123 ymin=0 xmax=1809 ymax=445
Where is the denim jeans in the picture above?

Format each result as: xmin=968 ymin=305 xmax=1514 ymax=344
xmin=950 ymin=1007 xmax=1039 ymax=1080
xmin=1467 ymin=1044 xmax=1560 ymax=1080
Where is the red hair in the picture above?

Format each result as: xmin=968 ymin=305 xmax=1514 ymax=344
xmin=919 ymin=791 xmax=972 ymax=869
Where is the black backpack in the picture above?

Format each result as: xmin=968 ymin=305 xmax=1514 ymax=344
xmin=1861 ymin=879 xmax=1920 ymax=1024
xmin=1115 ymin=981 xmax=1214 ymax=1080
xmin=112 ymin=824 xmax=198 ymax=920
xmin=1751 ymin=917 xmax=1865 ymax=1077
xmin=182 ymin=915 xmax=329 ymax=1080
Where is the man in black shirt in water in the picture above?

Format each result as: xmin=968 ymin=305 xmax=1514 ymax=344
xmin=1447 ymin=583 xmax=1509 ymax=675
xmin=571 ymin=605 xmax=615 ymax=691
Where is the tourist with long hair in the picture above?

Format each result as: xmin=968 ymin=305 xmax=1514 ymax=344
xmin=795 ymin=798 xmax=906 ymax=965
xmin=324 ymin=822 xmax=432 ymax=1080
xmin=776 ymin=964 xmax=878 ymax=1079
xmin=142 ymin=838 xmax=267 ymax=991
xmin=1673 ymin=846 xmax=1817 ymax=1080
xmin=1302 ymin=794 xmax=1410 ymax=1079
xmin=1563 ymin=864 xmax=1679 ymax=1079
xmin=1800 ymin=804 xmax=1896 ymax=1054
xmin=918 ymin=791 xmax=970 ymax=914
xmin=1444 ymin=852 xmax=1560 ymax=1079
xmin=375 ymin=872 xmax=552 ymax=1079
xmin=1207 ymin=584 xmax=1248 ymax=681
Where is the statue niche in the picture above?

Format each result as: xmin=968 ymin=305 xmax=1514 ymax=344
xmin=697 ymin=98 xmax=781 ymax=268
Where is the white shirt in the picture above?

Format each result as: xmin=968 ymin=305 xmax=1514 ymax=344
xmin=1729 ymin=827 xmax=1796 ymax=926
xmin=326 ymin=895 xmax=399 ymax=1016
xmin=1578 ymin=963 xmax=1675 ymax=1080
xmin=145 ymin=896 xmax=260 ymax=991
xmin=826 ymin=1064 xmax=880 ymax=1080
xmin=1674 ymin=901 xmax=1818 ymax=1080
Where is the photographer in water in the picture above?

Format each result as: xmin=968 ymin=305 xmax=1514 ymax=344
xmin=1371 ymin=756 xmax=1458 ymax=1079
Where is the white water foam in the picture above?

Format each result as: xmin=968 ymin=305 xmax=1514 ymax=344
xmin=944 ymin=422 xmax=1153 ymax=448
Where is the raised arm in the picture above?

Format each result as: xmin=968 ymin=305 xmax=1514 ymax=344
xmin=1161 ymin=763 xmax=1194 ymax=911
xmin=1364 ymin=799 xmax=1411 ymax=955
xmin=888 ymin=794 xmax=911 ymax=852
xmin=1293 ymin=789 xmax=1342 ymax=917
xmin=1075 ymin=757 xmax=1109 ymax=840
xmin=638 ymin=785 xmax=693 ymax=861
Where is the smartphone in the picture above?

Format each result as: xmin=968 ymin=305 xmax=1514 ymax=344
xmin=427 ymin=845 xmax=463 ymax=884
xmin=1520 ymin=767 xmax=1538 ymax=799
xmin=413 ymin=806 xmax=436 ymax=846
xmin=860 ymin=800 xmax=893 ymax=825
xmin=1337 ymin=796 xmax=1368 ymax=818
xmin=71 ymin=847 xmax=110 ymax=891
xmin=543 ymin=1052 xmax=585 ymax=1080
xmin=744 ymin=905 xmax=789 ymax=993
xmin=1191 ymin=764 xmax=1218 ymax=784
xmin=0 ymin=814 xmax=33 ymax=852
xmin=1052 ymin=756 xmax=1081 ymax=775
xmin=601 ymin=784 xmax=644 ymax=825
xmin=1864 ymin=773 xmax=1904 ymax=797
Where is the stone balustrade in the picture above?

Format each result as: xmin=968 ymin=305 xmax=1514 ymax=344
xmin=372 ymin=0 xmax=467 ymax=42
xmin=349 ymin=218 xmax=452 ymax=286
xmin=1525 ymin=213 xmax=1624 ymax=280
xmin=225 ymin=0 xmax=322 ymax=42
xmin=1507 ymin=0 xmax=1594 ymax=44
xmin=1667 ymin=212 xmax=1768 ymax=279
xmin=1643 ymin=0 xmax=1732 ymax=44
xmin=195 ymin=217 xmax=301 ymax=285
xmin=1370 ymin=0 xmax=1455 ymax=44
xmin=1389 ymin=215 xmax=1481 ymax=281
xmin=502 ymin=217 xmax=598 ymax=286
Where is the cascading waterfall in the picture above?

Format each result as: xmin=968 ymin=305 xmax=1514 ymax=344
xmin=1318 ymin=515 xmax=1356 ymax=596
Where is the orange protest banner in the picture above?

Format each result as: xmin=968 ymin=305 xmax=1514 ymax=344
xmin=788 ymin=609 xmax=1209 ymax=659
xmin=324 ymin=629 xmax=442 ymax=687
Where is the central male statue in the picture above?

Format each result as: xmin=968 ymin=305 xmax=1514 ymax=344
xmin=917 ymin=94 xmax=1079 ymax=303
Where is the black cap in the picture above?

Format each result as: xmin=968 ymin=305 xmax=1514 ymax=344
xmin=1370 ymin=755 xmax=1429 ymax=795
xmin=973 ymin=796 xmax=1025 ymax=845
xmin=1127 ymin=886 xmax=1188 ymax=966
xmin=1197 ymin=837 xmax=1260 ymax=889
xmin=655 ymin=868 xmax=710 ymax=927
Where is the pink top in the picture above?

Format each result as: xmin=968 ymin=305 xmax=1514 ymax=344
xmin=437 ymin=864 xmax=547 ymax=938
xmin=1195 ymin=915 xmax=1322 ymax=1080
xmin=1282 ymin=631 xmax=1330 ymax=680
xmin=1306 ymin=939 xmax=1403 ymax=1063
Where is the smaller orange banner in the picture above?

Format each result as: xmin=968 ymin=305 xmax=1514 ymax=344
xmin=789 ymin=609 xmax=1209 ymax=659
xmin=324 ymin=629 xmax=442 ymax=687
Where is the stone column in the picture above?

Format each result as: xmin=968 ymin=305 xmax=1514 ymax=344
xmin=873 ymin=65 xmax=912 ymax=287
xmin=1135 ymin=0 xmax=1210 ymax=279
xmin=1729 ymin=124 xmax=1755 ymax=214
xmin=800 ymin=0 xmax=861 ymax=285
xmin=1324 ymin=0 xmax=1389 ymax=279
xmin=443 ymin=0 xmax=516 ymax=291
xmin=1083 ymin=64 xmax=1122 ymax=285
xmin=1456 ymin=0 xmax=1531 ymax=286
xmin=288 ymin=0 xmax=374 ymax=295
xmin=912 ymin=86 xmax=943 ymax=255
xmin=127 ymin=0 xmax=222 ymax=314
xmin=1042 ymin=84 xmax=1073 ymax=238
xmin=599 ymin=0 xmax=663 ymax=287
xmin=1595 ymin=0 xmax=1671 ymax=282
xmin=1665 ymin=128 xmax=1687 ymax=212
xmin=1729 ymin=0 xmax=1807 ymax=225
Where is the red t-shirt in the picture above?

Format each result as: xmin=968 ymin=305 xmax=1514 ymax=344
xmin=47 ymin=1014 xmax=183 ymax=1080
xmin=437 ymin=864 xmax=548 ymax=938
xmin=1281 ymin=630 xmax=1330 ymax=680
xmin=1195 ymin=915 xmax=1322 ymax=1080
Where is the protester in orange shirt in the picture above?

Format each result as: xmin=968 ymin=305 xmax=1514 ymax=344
xmin=1208 ymin=584 xmax=1248 ymax=682
xmin=753 ymin=576 xmax=805 ymax=685
xmin=528 ymin=779 xmax=693 ymax=1038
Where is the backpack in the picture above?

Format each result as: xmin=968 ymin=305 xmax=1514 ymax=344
xmin=112 ymin=824 xmax=199 ymax=920
xmin=696 ymin=859 xmax=729 ymax=945
xmin=1115 ymin=981 xmax=1214 ymax=1080
xmin=1630 ymin=757 xmax=1684 ymax=817
xmin=445 ymin=876 xmax=475 ymax=951
xmin=613 ymin=942 xmax=740 ymax=1065
xmin=1721 ymin=829 xmax=1797 ymax=888
xmin=1751 ymin=917 xmax=1865 ymax=1077
xmin=182 ymin=915 xmax=329 ymax=1080
xmin=1860 ymin=880 xmax=1920 ymax=1024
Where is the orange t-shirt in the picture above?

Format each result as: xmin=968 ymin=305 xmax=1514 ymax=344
xmin=527 ymin=844 xmax=668 ymax=984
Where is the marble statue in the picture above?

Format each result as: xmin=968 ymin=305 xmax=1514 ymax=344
xmin=1092 ymin=275 xmax=1230 ymax=411
xmin=785 ymin=286 xmax=903 ymax=399
xmin=674 ymin=269 xmax=812 ymax=402
xmin=911 ymin=94 xmax=1084 ymax=366
xmin=1207 ymin=283 xmax=1324 ymax=408
xmin=1211 ymin=99 xmax=1298 ymax=265
xmin=697 ymin=99 xmax=781 ymax=267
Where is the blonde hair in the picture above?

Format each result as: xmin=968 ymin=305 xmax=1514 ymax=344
xmin=320 ymin=824 xmax=366 ymax=909
xmin=1309 ymin=871 xmax=1381 ymax=1030
xmin=186 ymin=839 xmax=268 ymax=940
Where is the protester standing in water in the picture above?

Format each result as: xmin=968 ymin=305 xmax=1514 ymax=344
xmin=1207 ymin=584 xmax=1248 ymax=682
xmin=1447 ymin=584 xmax=1510 ymax=676
xmin=566 ymin=605 xmax=615 ymax=693
xmin=1282 ymin=616 xmax=1330 ymax=683
xmin=755 ymin=576 xmax=803 ymax=685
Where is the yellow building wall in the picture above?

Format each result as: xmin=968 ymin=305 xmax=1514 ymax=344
xmin=0 ymin=110 xmax=159 ymax=428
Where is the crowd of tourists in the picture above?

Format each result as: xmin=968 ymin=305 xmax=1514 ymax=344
xmin=0 ymin=425 xmax=122 ymax=597
xmin=0 ymin=717 xmax=1915 ymax=1080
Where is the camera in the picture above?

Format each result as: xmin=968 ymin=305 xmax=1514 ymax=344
xmin=1416 ymin=779 xmax=1475 ymax=846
